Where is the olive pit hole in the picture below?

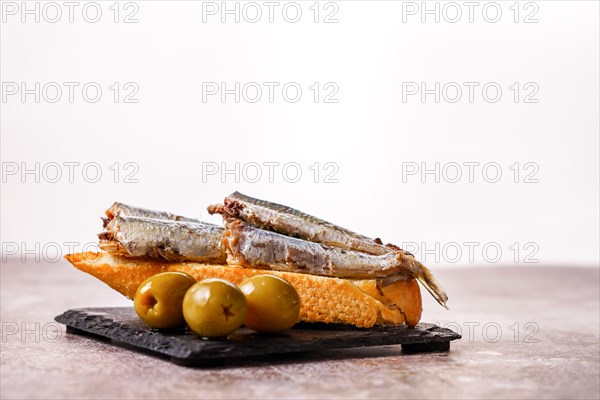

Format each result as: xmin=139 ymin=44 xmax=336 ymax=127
xmin=143 ymin=295 xmax=158 ymax=310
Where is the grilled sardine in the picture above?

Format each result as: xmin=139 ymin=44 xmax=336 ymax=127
xmin=208 ymin=191 xmax=398 ymax=255
xmin=222 ymin=219 xmax=448 ymax=308
xmin=99 ymin=215 xmax=226 ymax=264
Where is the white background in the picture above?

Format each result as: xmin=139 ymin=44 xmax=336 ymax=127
xmin=1 ymin=0 xmax=599 ymax=267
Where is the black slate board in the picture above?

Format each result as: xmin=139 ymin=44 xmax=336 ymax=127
xmin=55 ymin=307 xmax=461 ymax=366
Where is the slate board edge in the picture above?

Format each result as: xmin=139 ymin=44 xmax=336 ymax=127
xmin=55 ymin=307 xmax=461 ymax=365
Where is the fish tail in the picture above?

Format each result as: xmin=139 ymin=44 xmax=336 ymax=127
xmin=397 ymin=252 xmax=449 ymax=309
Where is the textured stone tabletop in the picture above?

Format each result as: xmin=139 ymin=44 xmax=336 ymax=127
xmin=1 ymin=259 xmax=599 ymax=399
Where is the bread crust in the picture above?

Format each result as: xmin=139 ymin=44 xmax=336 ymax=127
xmin=65 ymin=252 xmax=422 ymax=328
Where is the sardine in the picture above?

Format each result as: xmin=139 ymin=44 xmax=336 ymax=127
xmin=99 ymin=215 xmax=226 ymax=264
xmin=208 ymin=191 xmax=399 ymax=255
xmin=100 ymin=197 xmax=448 ymax=309
xmin=103 ymin=202 xmax=200 ymax=228
xmin=222 ymin=219 xmax=448 ymax=309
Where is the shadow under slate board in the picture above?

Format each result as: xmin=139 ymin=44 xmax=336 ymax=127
xmin=55 ymin=307 xmax=461 ymax=367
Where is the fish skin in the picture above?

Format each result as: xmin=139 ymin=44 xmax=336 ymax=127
xmin=208 ymin=191 xmax=394 ymax=256
xmin=222 ymin=218 xmax=409 ymax=278
xmin=222 ymin=219 xmax=448 ymax=308
xmin=104 ymin=202 xmax=201 ymax=227
xmin=99 ymin=215 xmax=227 ymax=264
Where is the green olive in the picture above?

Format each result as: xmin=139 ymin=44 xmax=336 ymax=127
xmin=134 ymin=272 xmax=196 ymax=329
xmin=239 ymin=275 xmax=300 ymax=333
xmin=182 ymin=279 xmax=247 ymax=338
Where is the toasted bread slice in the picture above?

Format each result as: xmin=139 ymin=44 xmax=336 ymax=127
xmin=65 ymin=252 xmax=422 ymax=328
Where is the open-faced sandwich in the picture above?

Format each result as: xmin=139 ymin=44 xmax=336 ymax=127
xmin=66 ymin=192 xmax=448 ymax=334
